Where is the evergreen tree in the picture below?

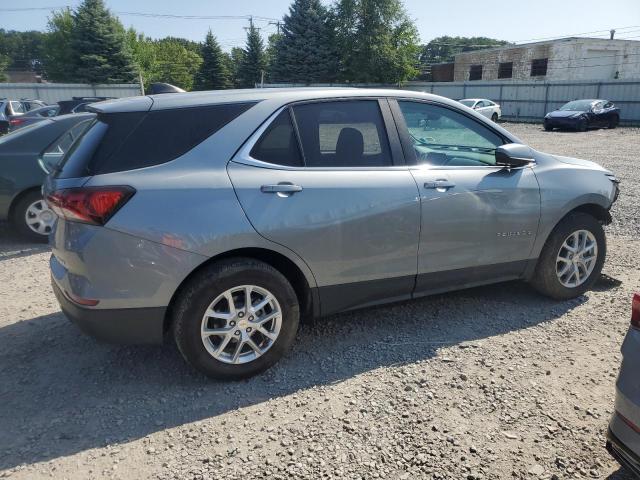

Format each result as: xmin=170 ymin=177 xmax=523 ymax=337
xmin=43 ymin=8 xmax=74 ymax=82
xmin=0 ymin=54 xmax=8 ymax=82
xmin=193 ymin=30 xmax=231 ymax=90
xmin=236 ymin=20 xmax=266 ymax=88
xmin=270 ymin=0 xmax=337 ymax=83
xmin=333 ymin=0 xmax=420 ymax=83
xmin=228 ymin=47 xmax=245 ymax=88
xmin=70 ymin=0 xmax=137 ymax=83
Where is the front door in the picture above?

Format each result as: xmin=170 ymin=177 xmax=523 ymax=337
xmin=391 ymin=99 xmax=541 ymax=295
xmin=228 ymin=100 xmax=421 ymax=315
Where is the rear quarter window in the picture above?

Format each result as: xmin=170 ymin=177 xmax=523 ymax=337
xmin=56 ymin=102 xmax=256 ymax=178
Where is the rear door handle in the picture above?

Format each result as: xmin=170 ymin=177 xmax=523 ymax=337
xmin=260 ymin=183 xmax=303 ymax=194
xmin=424 ymin=180 xmax=456 ymax=190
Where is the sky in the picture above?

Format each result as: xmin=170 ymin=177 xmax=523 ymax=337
xmin=1 ymin=0 xmax=639 ymax=50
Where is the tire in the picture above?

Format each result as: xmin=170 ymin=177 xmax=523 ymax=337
xmin=577 ymin=118 xmax=587 ymax=132
xmin=543 ymin=121 xmax=553 ymax=131
xmin=172 ymin=257 xmax=300 ymax=380
xmin=608 ymin=115 xmax=619 ymax=129
xmin=10 ymin=190 xmax=54 ymax=243
xmin=530 ymin=212 xmax=606 ymax=300
xmin=491 ymin=113 xmax=499 ymax=122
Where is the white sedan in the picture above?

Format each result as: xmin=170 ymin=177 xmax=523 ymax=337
xmin=459 ymin=98 xmax=501 ymax=122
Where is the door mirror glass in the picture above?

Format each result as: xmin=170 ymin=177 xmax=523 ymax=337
xmin=495 ymin=143 xmax=535 ymax=168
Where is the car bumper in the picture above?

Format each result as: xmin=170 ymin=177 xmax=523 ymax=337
xmin=52 ymin=279 xmax=166 ymax=344
xmin=544 ymin=117 xmax=581 ymax=129
xmin=607 ymin=425 xmax=640 ymax=477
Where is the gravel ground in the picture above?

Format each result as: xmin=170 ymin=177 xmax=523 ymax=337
xmin=0 ymin=123 xmax=639 ymax=480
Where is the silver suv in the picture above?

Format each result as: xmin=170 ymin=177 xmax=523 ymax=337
xmin=44 ymin=89 xmax=619 ymax=379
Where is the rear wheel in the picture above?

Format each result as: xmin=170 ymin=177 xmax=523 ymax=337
xmin=577 ymin=118 xmax=588 ymax=132
xmin=11 ymin=190 xmax=55 ymax=242
xmin=531 ymin=212 xmax=605 ymax=299
xmin=172 ymin=258 xmax=300 ymax=380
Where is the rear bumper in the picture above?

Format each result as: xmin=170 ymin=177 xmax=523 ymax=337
xmin=607 ymin=426 xmax=640 ymax=477
xmin=53 ymin=279 xmax=166 ymax=344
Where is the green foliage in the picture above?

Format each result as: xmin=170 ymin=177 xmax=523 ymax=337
xmin=70 ymin=0 xmax=137 ymax=83
xmin=0 ymin=29 xmax=46 ymax=75
xmin=228 ymin=47 xmax=245 ymax=88
xmin=419 ymin=36 xmax=511 ymax=65
xmin=237 ymin=21 xmax=266 ymax=88
xmin=269 ymin=0 xmax=337 ymax=83
xmin=332 ymin=0 xmax=420 ymax=83
xmin=42 ymin=8 xmax=74 ymax=82
xmin=193 ymin=30 xmax=231 ymax=90
xmin=0 ymin=54 xmax=8 ymax=82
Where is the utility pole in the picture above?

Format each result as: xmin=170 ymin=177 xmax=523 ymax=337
xmin=269 ymin=20 xmax=283 ymax=35
xmin=610 ymin=29 xmax=616 ymax=40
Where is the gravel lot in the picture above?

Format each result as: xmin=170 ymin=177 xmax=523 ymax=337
xmin=0 ymin=123 xmax=639 ymax=480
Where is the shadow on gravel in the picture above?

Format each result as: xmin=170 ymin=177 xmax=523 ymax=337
xmin=0 ymin=279 xmax=588 ymax=470
xmin=606 ymin=468 xmax=635 ymax=479
xmin=0 ymin=222 xmax=49 ymax=262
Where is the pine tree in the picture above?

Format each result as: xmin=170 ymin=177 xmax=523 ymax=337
xmin=70 ymin=0 xmax=137 ymax=84
xmin=270 ymin=0 xmax=337 ymax=83
xmin=236 ymin=20 xmax=266 ymax=88
xmin=193 ymin=30 xmax=231 ymax=90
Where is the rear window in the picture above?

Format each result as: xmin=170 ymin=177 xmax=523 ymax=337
xmin=56 ymin=102 xmax=256 ymax=178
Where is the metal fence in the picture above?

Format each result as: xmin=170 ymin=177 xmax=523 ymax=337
xmin=0 ymin=83 xmax=142 ymax=104
xmin=263 ymin=80 xmax=640 ymax=124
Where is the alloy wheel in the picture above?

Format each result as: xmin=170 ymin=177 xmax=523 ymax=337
xmin=200 ymin=285 xmax=282 ymax=364
xmin=24 ymin=199 xmax=55 ymax=236
xmin=555 ymin=230 xmax=598 ymax=288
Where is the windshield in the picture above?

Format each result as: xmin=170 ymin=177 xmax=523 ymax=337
xmin=459 ymin=100 xmax=475 ymax=108
xmin=559 ymin=100 xmax=594 ymax=112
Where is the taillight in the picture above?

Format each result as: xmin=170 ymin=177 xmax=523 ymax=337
xmin=9 ymin=118 xmax=25 ymax=126
xmin=632 ymin=293 xmax=640 ymax=329
xmin=46 ymin=186 xmax=135 ymax=225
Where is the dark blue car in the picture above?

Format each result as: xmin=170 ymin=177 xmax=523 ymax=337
xmin=544 ymin=99 xmax=620 ymax=132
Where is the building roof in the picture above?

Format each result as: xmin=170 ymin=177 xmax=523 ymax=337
xmin=454 ymin=36 xmax=640 ymax=58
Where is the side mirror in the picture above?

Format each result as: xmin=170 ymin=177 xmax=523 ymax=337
xmin=495 ymin=143 xmax=535 ymax=168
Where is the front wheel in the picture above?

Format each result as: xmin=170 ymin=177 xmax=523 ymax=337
xmin=172 ymin=258 xmax=300 ymax=380
xmin=577 ymin=118 xmax=588 ymax=132
xmin=608 ymin=116 xmax=619 ymax=129
xmin=530 ymin=212 xmax=606 ymax=300
xmin=11 ymin=190 xmax=55 ymax=242
xmin=491 ymin=113 xmax=499 ymax=122
xmin=543 ymin=121 xmax=553 ymax=131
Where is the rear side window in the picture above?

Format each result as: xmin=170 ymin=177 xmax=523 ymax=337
xmin=292 ymin=101 xmax=392 ymax=167
xmin=57 ymin=102 xmax=255 ymax=178
xmin=250 ymin=109 xmax=303 ymax=167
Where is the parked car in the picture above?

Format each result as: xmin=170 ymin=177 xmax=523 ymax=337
xmin=57 ymin=97 xmax=113 ymax=115
xmin=7 ymin=105 xmax=60 ymax=132
xmin=544 ymin=99 xmax=620 ymax=131
xmin=607 ymin=293 xmax=640 ymax=477
xmin=459 ymin=98 xmax=501 ymax=122
xmin=44 ymin=89 xmax=619 ymax=379
xmin=0 ymin=98 xmax=47 ymax=134
xmin=0 ymin=113 xmax=94 ymax=241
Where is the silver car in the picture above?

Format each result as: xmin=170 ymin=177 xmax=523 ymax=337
xmin=607 ymin=293 xmax=640 ymax=476
xmin=44 ymin=88 xmax=619 ymax=379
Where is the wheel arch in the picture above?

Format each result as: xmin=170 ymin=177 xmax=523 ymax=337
xmin=7 ymin=186 xmax=42 ymax=223
xmin=164 ymin=247 xmax=318 ymax=334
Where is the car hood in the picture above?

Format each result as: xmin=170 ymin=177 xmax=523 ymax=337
xmin=553 ymin=154 xmax=611 ymax=173
xmin=547 ymin=110 xmax=586 ymax=118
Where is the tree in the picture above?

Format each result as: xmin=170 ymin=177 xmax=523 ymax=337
xmin=269 ymin=0 xmax=337 ymax=83
xmin=147 ymin=40 xmax=202 ymax=91
xmin=42 ymin=8 xmax=74 ymax=82
xmin=333 ymin=0 xmax=420 ymax=83
xmin=228 ymin=47 xmax=245 ymax=88
xmin=193 ymin=30 xmax=231 ymax=90
xmin=236 ymin=20 xmax=266 ymax=88
xmin=0 ymin=29 xmax=46 ymax=76
xmin=70 ymin=0 xmax=137 ymax=83
xmin=0 ymin=54 xmax=8 ymax=82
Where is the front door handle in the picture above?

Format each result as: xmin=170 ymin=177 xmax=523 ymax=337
xmin=261 ymin=183 xmax=303 ymax=195
xmin=424 ymin=179 xmax=456 ymax=190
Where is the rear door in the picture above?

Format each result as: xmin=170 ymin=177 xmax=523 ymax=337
xmin=228 ymin=99 xmax=421 ymax=315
